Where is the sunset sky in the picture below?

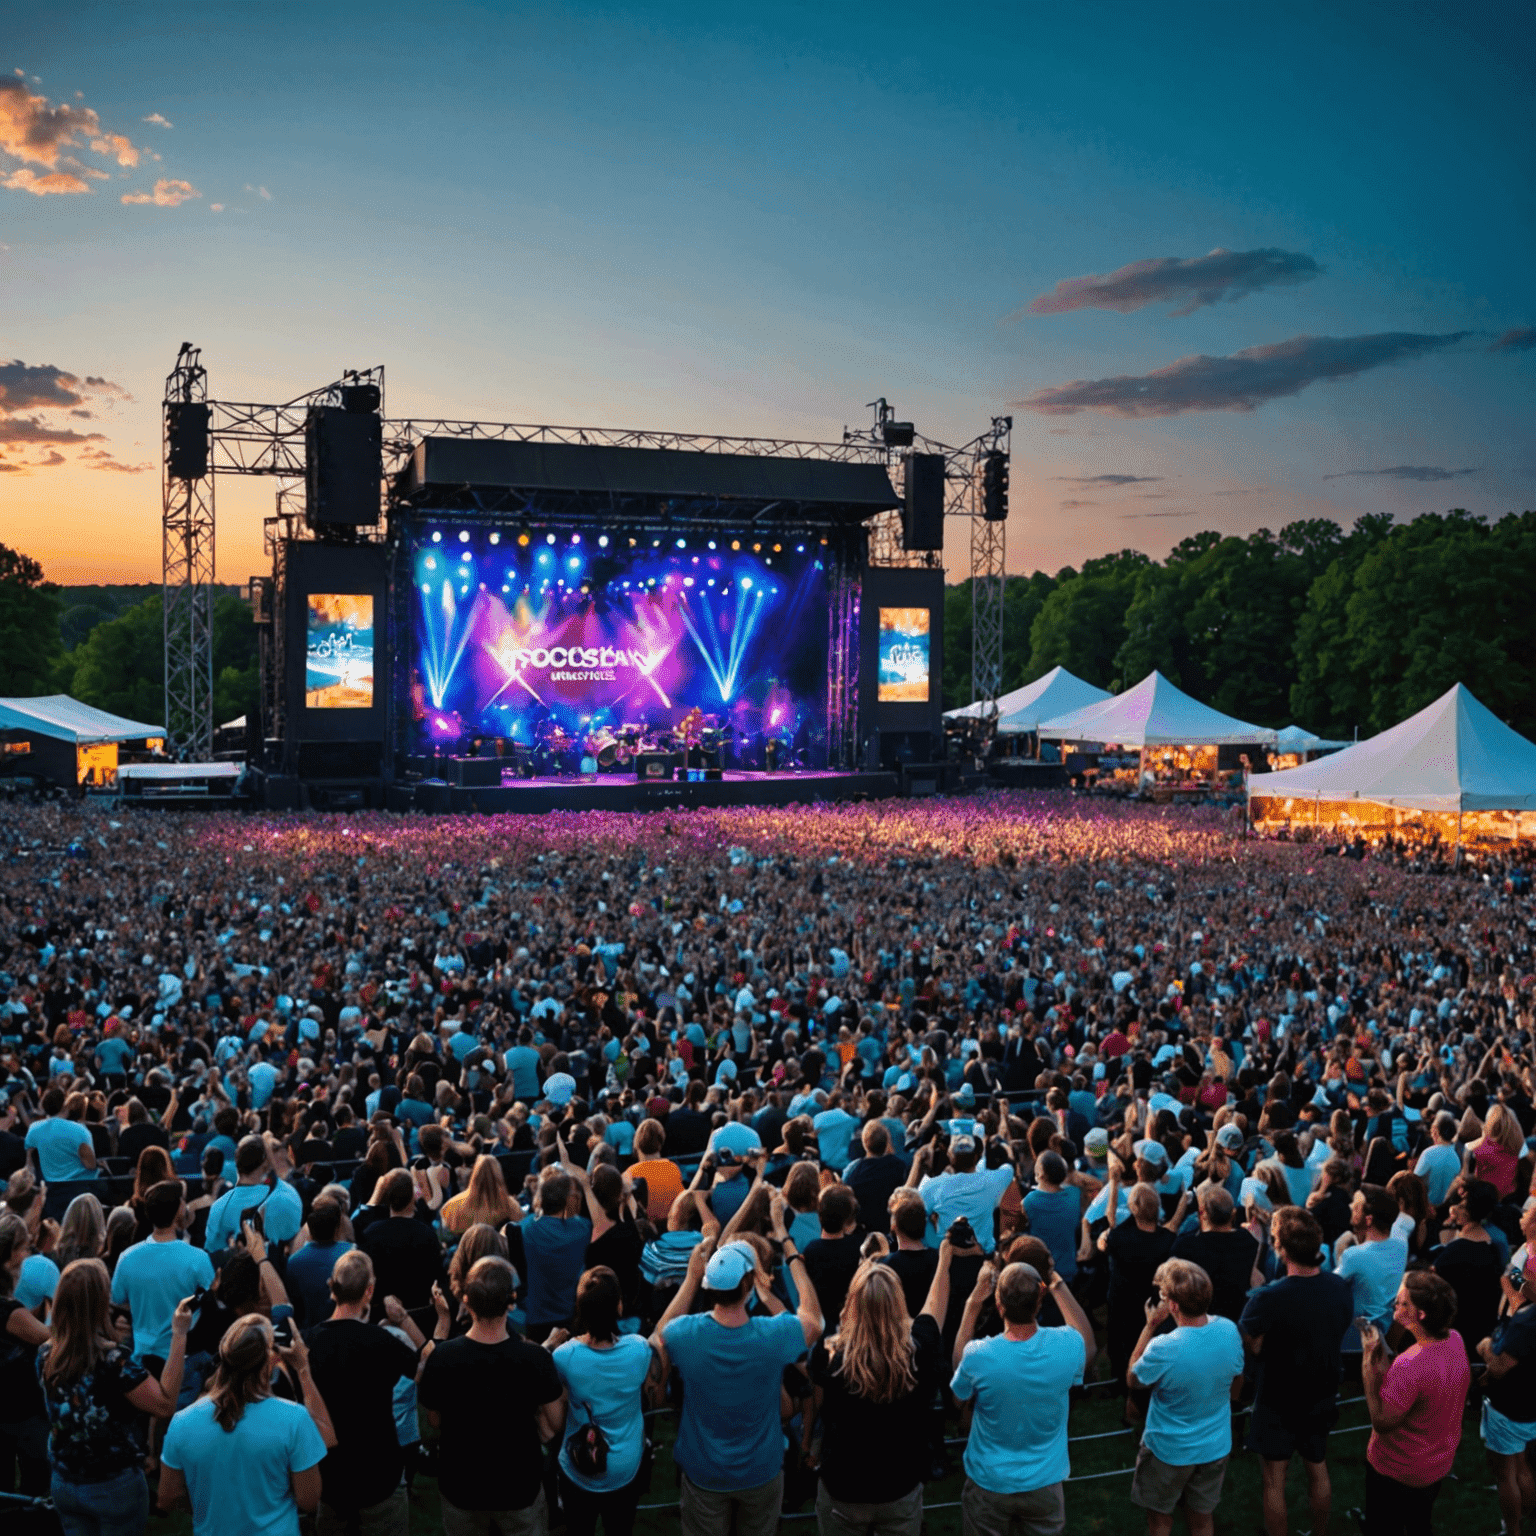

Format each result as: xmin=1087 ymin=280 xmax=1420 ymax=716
xmin=3 ymin=2 xmax=1531 ymax=586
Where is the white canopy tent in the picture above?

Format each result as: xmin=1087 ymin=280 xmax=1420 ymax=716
xmin=943 ymin=667 xmax=1113 ymax=731
xmin=1272 ymin=724 xmax=1350 ymax=754
xmin=1036 ymin=670 xmax=1275 ymax=747
xmin=1252 ymin=685 xmax=1536 ymax=813
xmin=0 ymin=695 xmax=163 ymax=744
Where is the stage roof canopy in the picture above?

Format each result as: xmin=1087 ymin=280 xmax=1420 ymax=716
xmin=1037 ymin=670 xmax=1275 ymax=747
xmin=404 ymin=438 xmax=900 ymax=520
xmin=1252 ymin=685 xmax=1536 ymax=812
xmin=0 ymin=695 xmax=163 ymax=745
xmin=944 ymin=667 xmax=1112 ymax=731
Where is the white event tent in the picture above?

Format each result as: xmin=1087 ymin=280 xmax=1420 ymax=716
xmin=1036 ymin=670 xmax=1275 ymax=747
xmin=1272 ymin=724 xmax=1351 ymax=754
xmin=1251 ymin=685 xmax=1536 ymax=814
xmin=942 ymin=665 xmax=1112 ymax=729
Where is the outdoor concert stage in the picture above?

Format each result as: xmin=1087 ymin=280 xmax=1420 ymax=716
xmin=395 ymin=766 xmax=903 ymax=815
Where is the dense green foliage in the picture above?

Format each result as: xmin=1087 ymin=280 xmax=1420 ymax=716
xmin=0 ymin=544 xmax=63 ymax=696
xmin=944 ymin=509 xmax=1536 ymax=738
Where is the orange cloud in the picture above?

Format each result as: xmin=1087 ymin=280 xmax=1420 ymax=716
xmin=0 ymin=76 xmax=147 ymax=195
xmin=121 ymin=177 xmax=199 ymax=206
xmin=90 ymin=131 xmax=139 ymax=168
xmin=3 ymin=166 xmax=92 ymax=195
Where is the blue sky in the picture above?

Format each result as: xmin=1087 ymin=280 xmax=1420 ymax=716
xmin=3 ymin=1 xmax=1531 ymax=582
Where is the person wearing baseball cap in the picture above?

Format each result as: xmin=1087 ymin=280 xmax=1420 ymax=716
xmin=653 ymin=1190 xmax=822 ymax=1536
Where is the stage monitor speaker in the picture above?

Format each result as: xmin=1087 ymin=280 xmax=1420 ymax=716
xmin=340 ymin=382 xmax=382 ymax=414
xmin=704 ymin=766 xmax=723 ymax=781
xmin=903 ymin=452 xmax=945 ymax=551
xmin=635 ymin=752 xmax=675 ymax=781
xmin=305 ymin=405 xmax=382 ymax=527
xmin=166 ymin=402 xmax=210 ymax=480
xmin=449 ymin=757 xmax=500 ymax=787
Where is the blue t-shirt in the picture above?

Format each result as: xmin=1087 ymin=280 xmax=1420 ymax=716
xmin=248 ymin=1062 xmax=278 ymax=1110
xmin=162 ymin=1395 xmax=326 ymax=1536
xmin=1023 ymin=1188 xmax=1083 ymax=1282
xmin=1414 ymin=1144 xmax=1463 ymax=1207
xmin=1337 ymin=1237 xmax=1409 ymax=1330
xmin=111 ymin=1238 xmax=215 ymax=1359
xmin=16 ymin=1252 xmax=59 ymax=1310
xmin=96 ymin=1037 xmax=135 ymax=1075
xmin=951 ymin=1326 xmax=1086 ymax=1493
xmin=812 ymin=1109 xmax=860 ymax=1170
xmin=553 ymin=1334 xmax=654 ymax=1491
xmin=603 ymin=1121 xmax=635 ymax=1157
xmin=284 ymin=1241 xmax=354 ymax=1327
xmin=1133 ymin=1317 xmax=1246 ymax=1465
xmin=203 ymin=1180 xmax=304 ymax=1254
xmin=25 ymin=1117 xmax=96 ymax=1182
xmin=520 ymin=1215 xmax=593 ymax=1328
xmin=919 ymin=1167 xmax=1015 ymax=1253
xmin=506 ymin=1047 xmax=542 ymax=1100
xmin=665 ymin=1310 xmax=808 ymax=1491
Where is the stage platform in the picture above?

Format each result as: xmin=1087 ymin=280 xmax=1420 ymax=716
xmin=393 ymin=767 xmax=904 ymax=815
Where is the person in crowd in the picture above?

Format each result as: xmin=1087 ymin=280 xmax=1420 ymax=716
xmin=1432 ymin=1176 xmax=1506 ymax=1361
xmin=809 ymin=1245 xmax=952 ymax=1536
xmin=37 ymin=1258 xmax=190 ymax=1536
xmin=1336 ymin=1186 xmax=1409 ymax=1342
xmin=881 ymin=1189 xmax=941 ymax=1320
xmin=1412 ymin=1113 xmax=1463 ymax=1210
xmin=547 ymin=1265 xmax=659 ymax=1536
xmin=1127 ymin=1258 xmax=1247 ymax=1536
xmin=505 ymin=1168 xmax=592 ymax=1341
xmin=579 ymin=1164 xmax=643 ymax=1329
xmin=1239 ymin=1206 xmax=1356 ymax=1536
xmin=284 ymin=1199 xmax=352 ymax=1327
xmin=418 ymin=1256 xmax=565 ymax=1536
xmin=358 ymin=1169 xmax=446 ymax=1326
xmin=803 ymin=1182 xmax=864 ymax=1333
xmin=158 ymin=1314 xmax=336 ymax=1536
xmin=1358 ymin=1270 xmax=1471 ymax=1536
xmin=842 ymin=1121 xmax=907 ymax=1234
xmin=951 ymin=1255 xmax=1096 ymax=1536
xmin=438 ymin=1153 xmax=517 ymax=1236
xmin=202 ymin=1136 xmax=303 ymax=1255
xmin=24 ymin=1087 xmax=98 ymax=1186
xmin=654 ymin=1190 xmax=823 ymax=1536
xmin=1467 ymin=1104 xmax=1524 ymax=1200
xmin=1102 ymin=1183 xmax=1178 ymax=1386
xmin=111 ymin=1179 xmax=215 ymax=1376
xmin=915 ymin=1131 xmax=1016 ymax=1254
xmin=1476 ymin=1255 xmax=1536 ymax=1536
xmin=628 ymin=1120 xmax=683 ymax=1224
xmin=1022 ymin=1151 xmax=1083 ymax=1288
xmin=0 ymin=1206 xmax=52 ymax=1495
xmin=1170 ymin=1185 xmax=1258 ymax=1325
xmin=303 ymin=1249 xmax=428 ymax=1536
xmin=53 ymin=1194 xmax=106 ymax=1270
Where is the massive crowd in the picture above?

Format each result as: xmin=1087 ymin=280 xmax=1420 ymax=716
xmin=0 ymin=790 xmax=1533 ymax=1536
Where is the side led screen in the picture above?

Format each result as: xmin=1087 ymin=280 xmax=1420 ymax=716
xmin=410 ymin=531 xmax=828 ymax=758
xmin=877 ymin=606 xmax=930 ymax=703
xmin=305 ymin=593 xmax=375 ymax=709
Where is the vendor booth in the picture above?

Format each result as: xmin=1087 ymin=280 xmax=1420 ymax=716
xmin=1270 ymin=724 xmax=1351 ymax=769
xmin=0 ymin=695 xmax=165 ymax=789
xmin=1037 ymin=670 xmax=1275 ymax=797
xmin=1249 ymin=684 xmax=1536 ymax=844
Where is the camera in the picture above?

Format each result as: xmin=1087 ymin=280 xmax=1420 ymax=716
xmin=946 ymin=1217 xmax=977 ymax=1249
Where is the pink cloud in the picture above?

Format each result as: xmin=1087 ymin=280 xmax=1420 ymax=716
xmin=121 ymin=177 xmax=199 ymax=207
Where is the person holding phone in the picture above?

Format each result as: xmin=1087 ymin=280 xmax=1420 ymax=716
xmin=1358 ymin=1271 xmax=1470 ymax=1536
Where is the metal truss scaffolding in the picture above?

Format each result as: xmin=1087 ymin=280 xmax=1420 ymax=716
xmin=162 ymin=346 xmax=215 ymax=761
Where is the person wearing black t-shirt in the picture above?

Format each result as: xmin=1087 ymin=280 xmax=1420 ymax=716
xmin=881 ymin=1191 xmax=941 ymax=1320
xmin=358 ymin=1169 xmax=447 ymax=1327
xmin=1477 ymin=1260 xmax=1536 ymax=1535
xmin=803 ymin=1184 xmax=864 ymax=1333
xmin=1101 ymin=1184 xmax=1176 ymax=1387
xmin=1239 ymin=1207 xmax=1355 ymax=1536
xmin=1433 ymin=1178 xmax=1506 ymax=1362
xmin=809 ymin=1243 xmax=951 ymax=1531
xmin=304 ymin=1249 xmax=425 ymax=1536
xmin=1170 ymin=1185 xmax=1259 ymax=1323
xmin=419 ymin=1256 xmax=564 ymax=1536
xmin=842 ymin=1122 xmax=907 ymax=1233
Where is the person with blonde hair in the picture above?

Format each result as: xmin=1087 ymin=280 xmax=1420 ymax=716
xmin=1128 ymin=1258 xmax=1246 ymax=1536
xmin=53 ymin=1193 xmax=106 ymax=1271
xmin=1469 ymin=1103 xmax=1525 ymax=1199
xmin=811 ymin=1245 xmax=952 ymax=1535
xmin=38 ymin=1257 xmax=190 ymax=1536
xmin=158 ymin=1313 xmax=336 ymax=1536
xmin=439 ymin=1154 xmax=517 ymax=1235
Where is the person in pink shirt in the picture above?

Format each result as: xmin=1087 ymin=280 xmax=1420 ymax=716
xmin=1358 ymin=1269 xmax=1471 ymax=1536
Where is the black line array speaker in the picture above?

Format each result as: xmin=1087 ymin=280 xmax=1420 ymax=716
xmin=305 ymin=405 xmax=382 ymax=527
xmin=903 ymin=452 xmax=946 ymax=551
xmin=166 ymin=402 xmax=210 ymax=480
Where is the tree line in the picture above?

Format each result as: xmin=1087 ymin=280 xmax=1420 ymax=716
xmin=0 ymin=545 xmax=259 ymax=728
xmin=943 ymin=509 xmax=1536 ymax=740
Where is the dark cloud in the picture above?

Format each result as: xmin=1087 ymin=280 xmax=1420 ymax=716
xmin=1322 ymin=465 xmax=1478 ymax=483
xmin=1490 ymin=326 xmax=1536 ymax=353
xmin=1022 ymin=247 xmax=1322 ymax=318
xmin=1050 ymin=473 xmax=1163 ymax=485
xmin=1058 ymin=499 xmax=1101 ymax=509
xmin=1119 ymin=509 xmax=1198 ymax=519
xmin=0 ymin=460 xmax=24 ymax=472
xmin=0 ymin=415 xmax=104 ymax=446
xmin=0 ymin=360 xmax=129 ymax=415
xmin=1017 ymin=331 xmax=1470 ymax=418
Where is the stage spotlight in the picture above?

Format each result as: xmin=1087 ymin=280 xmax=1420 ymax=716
xmin=741 ymin=577 xmax=754 ymax=590
xmin=652 ymin=538 xmax=660 ymax=548
xmin=753 ymin=543 xmax=761 ymax=552
xmin=797 ymin=544 xmax=805 ymax=553
xmin=518 ymin=533 xmax=530 ymax=546
xmin=676 ymin=537 xmax=686 ymax=548
xmin=459 ymin=531 xmax=470 ymax=543
xmin=424 ymin=556 xmax=436 ymax=570
xmin=567 ymin=556 xmax=581 ymax=570
xmin=708 ymin=540 xmax=717 ymax=550
xmin=489 ymin=532 xmax=500 ymax=545
xmin=431 ymin=531 xmax=442 ymax=543
xmin=546 ymin=533 xmax=557 ymax=544
xmin=571 ymin=533 xmax=582 ymax=544
xmin=420 ymin=581 xmax=431 ymax=594
xmin=598 ymin=535 xmax=609 ymax=548
xmin=731 ymin=540 xmax=741 ymax=551
xmin=774 ymin=543 xmax=782 ymax=552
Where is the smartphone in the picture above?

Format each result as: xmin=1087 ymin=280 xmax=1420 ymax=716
xmin=272 ymin=1315 xmax=295 ymax=1349
xmin=1353 ymin=1314 xmax=1372 ymax=1335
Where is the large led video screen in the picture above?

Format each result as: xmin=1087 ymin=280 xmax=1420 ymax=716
xmin=305 ymin=593 xmax=375 ymax=709
xmin=877 ymin=606 xmax=930 ymax=703
xmin=410 ymin=529 xmax=829 ymax=757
